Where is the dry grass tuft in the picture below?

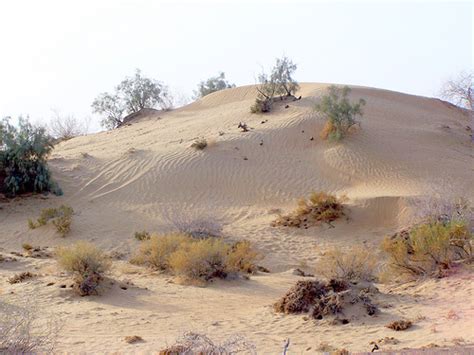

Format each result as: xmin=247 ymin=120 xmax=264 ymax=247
xmin=124 ymin=335 xmax=143 ymax=344
xmin=134 ymin=230 xmax=151 ymax=241
xmin=8 ymin=271 xmax=35 ymax=284
xmin=191 ymin=138 xmax=208 ymax=150
xmin=272 ymin=192 xmax=345 ymax=228
xmin=316 ymin=246 xmax=377 ymax=283
xmin=28 ymin=205 xmax=73 ymax=237
xmin=386 ymin=319 xmax=413 ymax=331
xmin=55 ymin=241 xmax=111 ymax=296
xmin=159 ymin=332 xmax=256 ymax=354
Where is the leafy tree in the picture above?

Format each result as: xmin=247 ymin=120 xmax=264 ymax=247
xmin=92 ymin=69 xmax=170 ymax=129
xmin=195 ymin=72 xmax=235 ymax=98
xmin=315 ymin=85 xmax=366 ymax=141
xmin=0 ymin=117 xmax=60 ymax=196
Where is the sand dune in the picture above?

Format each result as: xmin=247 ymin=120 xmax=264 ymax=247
xmin=1 ymin=83 xmax=473 ymax=353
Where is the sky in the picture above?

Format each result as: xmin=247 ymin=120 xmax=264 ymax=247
xmin=0 ymin=0 xmax=472 ymax=131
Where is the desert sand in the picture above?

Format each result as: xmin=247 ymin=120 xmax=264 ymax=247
xmin=1 ymin=83 xmax=473 ymax=353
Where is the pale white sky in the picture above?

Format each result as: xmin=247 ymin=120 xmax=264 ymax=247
xmin=0 ymin=0 xmax=472 ymax=131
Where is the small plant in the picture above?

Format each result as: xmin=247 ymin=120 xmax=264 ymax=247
xmin=22 ymin=243 xmax=33 ymax=252
xmin=272 ymin=192 xmax=345 ymax=228
xmin=226 ymin=240 xmax=261 ymax=274
xmin=55 ymin=241 xmax=111 ymax=296
xmin=381 ymin=219 xmax=472 ymax=279
xmin=134 ymin=230 xmax=151 ymax=241
xmin=315 ymin=246 xmax=377 ymax=283
xmin=28 ymin=205 xmax=73 ymax=237
xmin=8 ymin=271 xmax=35 ymax=284
xmin=386 ymin=320 xmax=413 ymax=331
xmin=191 ymin=138 xmax=208 ymax=150
xmin=315 ymin=85 xmax=366 ymax=141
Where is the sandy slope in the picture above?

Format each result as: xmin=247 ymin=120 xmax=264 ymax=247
xmin=0 ymin=83 xmax=473 ymax=353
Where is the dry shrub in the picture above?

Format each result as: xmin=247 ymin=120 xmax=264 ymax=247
xmin=320 ymin=120 xmax=336 ymax=140
xmin=55 ymin=241 xmax=111 ymax=296
xmin=28 ymin=205 xmax=73 ymax=237
xmin=22 ymin=243 xmax=33 ymax=251
xmin=134 ymin=230 xmax=151 ymax=241
xmin=131 ymin=233 xmax=261 ymax=284
xmin=8 ymin=271 xmax=35 ymax=284
xmin=316 ymin=246 xmax=377 ymax=283
xmin=272 ymin=192 xmax=345 ymax=228
xmin=131 ymin=233 xmax=192 ymax=270
xmin=169 ymin=238 xmax=230 ymax=283
xmin=124 ymin=335 xmax=143 ymax=344
xmin=0 ymin=301 xmax=59 ymax=353
xmin=274 ymin=279 xmax=377 ymax=320
xmin=386 ymin=319 xmax=412 ymax=331
xmin=191 ymin=138 xmax=208 ymax=150
xmin=382 ymin=219 xmax=472 ymax=279
xmin=159 ymin=332 xmax=256 ymax=355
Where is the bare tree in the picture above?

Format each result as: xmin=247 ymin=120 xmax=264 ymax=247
xmin=440 ymin=71 xmax=473 ymax=141
xmin=48 ymin=109 xmax=88 ymax=140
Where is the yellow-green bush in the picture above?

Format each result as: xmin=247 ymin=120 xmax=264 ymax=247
xmin=382 ymin=220 xmax=472 ymax=279
xmin=55 ymin=241 xmax=111 ymax=296
xmin=28 ymin=205 xmax=73 ymax=237
xmin=272 ymin=192 xmax=345 ymax=228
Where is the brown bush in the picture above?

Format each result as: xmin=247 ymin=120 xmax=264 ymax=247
xmin=272 ymin=192 xmax=345 ymax=228
xmin=191 ymin=138 xmax=208 ymax=150
xmin=134 ymin=230 xmax=151 ymax=241
xmin=55 ymin=241 xmax=111 ymax=296
xmin=386 ymin=320 xmax=412 ymax=331
xmin=8 ymin=272 xmax=34 ymax=284
xmin=226 ymin=240 xmax=262 ymax=274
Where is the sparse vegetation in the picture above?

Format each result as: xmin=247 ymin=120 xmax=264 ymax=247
xmin=251 ymin=56 xmax=299 ymax=114
xmin=316 ymin=246 xmax=377 ymax=283
xmin=134 ymin=230 xmax=151 ymax=241
xmin=194 ymin=72 xmax=235 ymax=98
xmin=382 ymin=219 xmax=472 ymax=279
xmin=315 ymin=85 xmax=366 ymax=141
xmin=272 ymin=192 xmax=345 ymax=228
xmin=48 ymin=110 xmax=89 ymax=141
xmin=191 ymin=138 xmax=208 ymax=150
xmin=55 ymin=241 xmax=111 ymax=296
xmin=28 ymin=205 xmax=74 ymax=237
xmin=0 ymin=117 xmax=61 ymax=197
xmin=131 ymin=233 xmax=261 ymax=284
xmin=159 ymin=332 xmax=256 ymax=355
xmin=92 ymin=69 xmax=171 ymax=129
xmin=8 ymin=271 xmax=35 ymax=284
xmin=386 ymin=319 xmax=413 ymax=331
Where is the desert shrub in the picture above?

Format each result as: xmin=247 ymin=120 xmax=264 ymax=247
xmin=159 ymin=332 xmax=256 ymax=355
xmin=272 ymin=191 xmax=345 ymax=228
xmin=226 ymin=240 xmax=261 ymax=274
xmin=131 ymin=233 xmax=192 ymax=270
xmin=49 ymin=110 xmax=89 ymax=141
xmin=315 ymin=85 xmax=366 ymax=141
xmin=22 ymin=243 xmax=33 ymax=251
xmin=28 ymin=205 xmax=74 ymax=237
xmin=8 ymin=271 xmax=35 ymax=284
xmin=134 ymin=230 xmax=151 ymax=241
xmin=315 ymin=246 xmax=377 ymax=283
xmin=171 ymin=216 xmax=223 ymax=239
xmin=131 ymin=233 xmax=260 ymax=284
xmin=191 ymin=138 xmax=208 ymax=150
xmin=274 ymin=279 xmax=376 ymax=320
xmin=169 ymin=238 xmax=230 ymax=283
xmin=382 ymin=219 xmax=472 ymax=279
xmin=0 ymin=117 xmax=61 ymax=197
xmin=194 ymin=72 xmax=235 ymax=98
xmin=251 ymin=56 xmax=299 ymax=114
xmin=386 ymin=319 xmax=412 ymax=331
xmin=0 ymin=301 xmax=59 ymax=353
xmin=55 ymin=241 xmax=111 ymax=296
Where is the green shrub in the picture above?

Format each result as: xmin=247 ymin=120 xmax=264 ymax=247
xmin=194 ymin=72 xmax=235 ymax=98
xmin=55 ymin=241 xmax=111 ymax=296
xmin=0 ymin=117 xmax=60 ymax=197
xmin=272 ymin=192 xmax=345 ymax=228
xmin=28 ymin=205 xmax=73 ymax=237
xmin=382 ymin=220 xmax=472 ymax=279
xmin=315 ymin=86 xmax=366 ymax=141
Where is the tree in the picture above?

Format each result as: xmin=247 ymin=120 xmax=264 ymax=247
xmin=0 ymin=117 xmax=61 ymax=196
xmin=314 ymin=85 xmax=366 ymax=141
xmin=194 ymin=72 xmax=235 ymax=98
xmin=48 ymin=110 xmax=89 ymax=141
xmin=440 ymin=71 xmax=473 ymax=141
xmin=250 ymin=56 xmax=299 ymax=114
xmin=92 ymin=69 xmax=170 ymax=129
